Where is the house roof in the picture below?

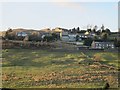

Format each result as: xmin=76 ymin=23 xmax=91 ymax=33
xmin=93 ymin=41 xmax=114 ymax=44
xmin=52 ymin=28 xmax=62 ymax=33
xmin=54 ymin=27 xmax=68 ymax=32
xmin=85 ymin=31 xmax=89 ymax=35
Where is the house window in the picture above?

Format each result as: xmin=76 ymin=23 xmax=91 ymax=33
xmin=99 ymin=44 xmax=101 ymax=46
xmin=106 ymin=44 xmax=108 ymax=47
xmin=112 ymin=44 xmax=114 ymax=48
xmin=22 ymin=32 xmax=27 ymax=36
xmin=17 ymin=32 xmax=22 ymax=36
xmin=96 ymin=44 xmax=98 ymax=46
xmin=109 ymin=44 xmax=111 ymax=46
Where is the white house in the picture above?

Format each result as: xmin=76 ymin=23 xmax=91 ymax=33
xmin=79 ymin=33 xmax=88 ymax=39
xmin=91 ymin=41 xmax=115 ymax=49
xmin=68 ymin=34 xmax=76 ymax=42
xmin=61 ymin=35 xmax=69 ymax=42
xmin=17 ymin=32 xmax=27 ymax=37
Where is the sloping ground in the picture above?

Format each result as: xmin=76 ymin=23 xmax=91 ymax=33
xmin=2 ymin=49 xmax=119 ymax=88
xmin=53 ymin=41 xmax=77 ymax=50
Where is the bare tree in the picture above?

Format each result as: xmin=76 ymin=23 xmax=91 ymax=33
xmin=101 ymin=24 xmax=105 ymax=31
xmin=93 ymin=25 xmax=98 ymax=33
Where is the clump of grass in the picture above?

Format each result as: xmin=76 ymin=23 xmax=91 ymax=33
xmin=93 ymin=54 xmax=102 ymax=62
xmin=2 ymin=49 xmax=8 ymax=53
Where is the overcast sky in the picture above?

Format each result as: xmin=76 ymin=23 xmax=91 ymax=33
xmin=0 ymin=0 xmax=119 ymax=32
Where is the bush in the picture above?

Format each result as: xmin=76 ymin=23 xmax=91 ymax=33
xmin=43 ymin=35 xmax=56 ymax=42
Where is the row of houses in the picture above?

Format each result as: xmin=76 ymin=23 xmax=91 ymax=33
xmin=70 ymin=41 xmax=115 ymax=50
xmin=56 ymin=27 xmax=116 ymax=49
xmin=1 ymin=27 xmax=117 ymax=49
xmin=55 ymin=27 xmax=101 ymax=42
xmin=0 ymin=27 xmax=104 ymax=42
xmin=91 ymin=41 xmax=115 ymax=49
xmin=16 ymin=28 xmax=51 ymax=37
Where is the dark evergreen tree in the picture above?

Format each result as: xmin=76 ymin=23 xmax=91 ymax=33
xmin=105 ymin=28 xmax=111 ymax=35
xmin=96 ymin=30 xmax=101 ymax=35
xmin=101 ymin=32 xmax=108 ymax=41
xmin=114 ymin=38 xmax=120 ymax=47
xmin=83 ymin=38 xmax=93 ymax=46
xmin=93 ymin=25 xmax=97 ymax=33
xmin=76 ymin=35 xmax=79 ymax=41
xmin=77 ymin=27 xmax=80 ymax=33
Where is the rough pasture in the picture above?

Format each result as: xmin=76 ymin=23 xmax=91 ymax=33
xmin=2 ymin=49 xmax=119 ymax=88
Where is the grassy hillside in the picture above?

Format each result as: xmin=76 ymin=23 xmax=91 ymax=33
xmin=2 ymin=49 xmax=119 ymax=88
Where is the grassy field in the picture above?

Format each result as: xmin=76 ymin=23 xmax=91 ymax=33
xmin=1 ymin=49 xmax=119 ymax=88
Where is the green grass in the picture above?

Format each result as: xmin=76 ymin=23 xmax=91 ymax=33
xmin=2 ymin=49 xmax=119 ymax=88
